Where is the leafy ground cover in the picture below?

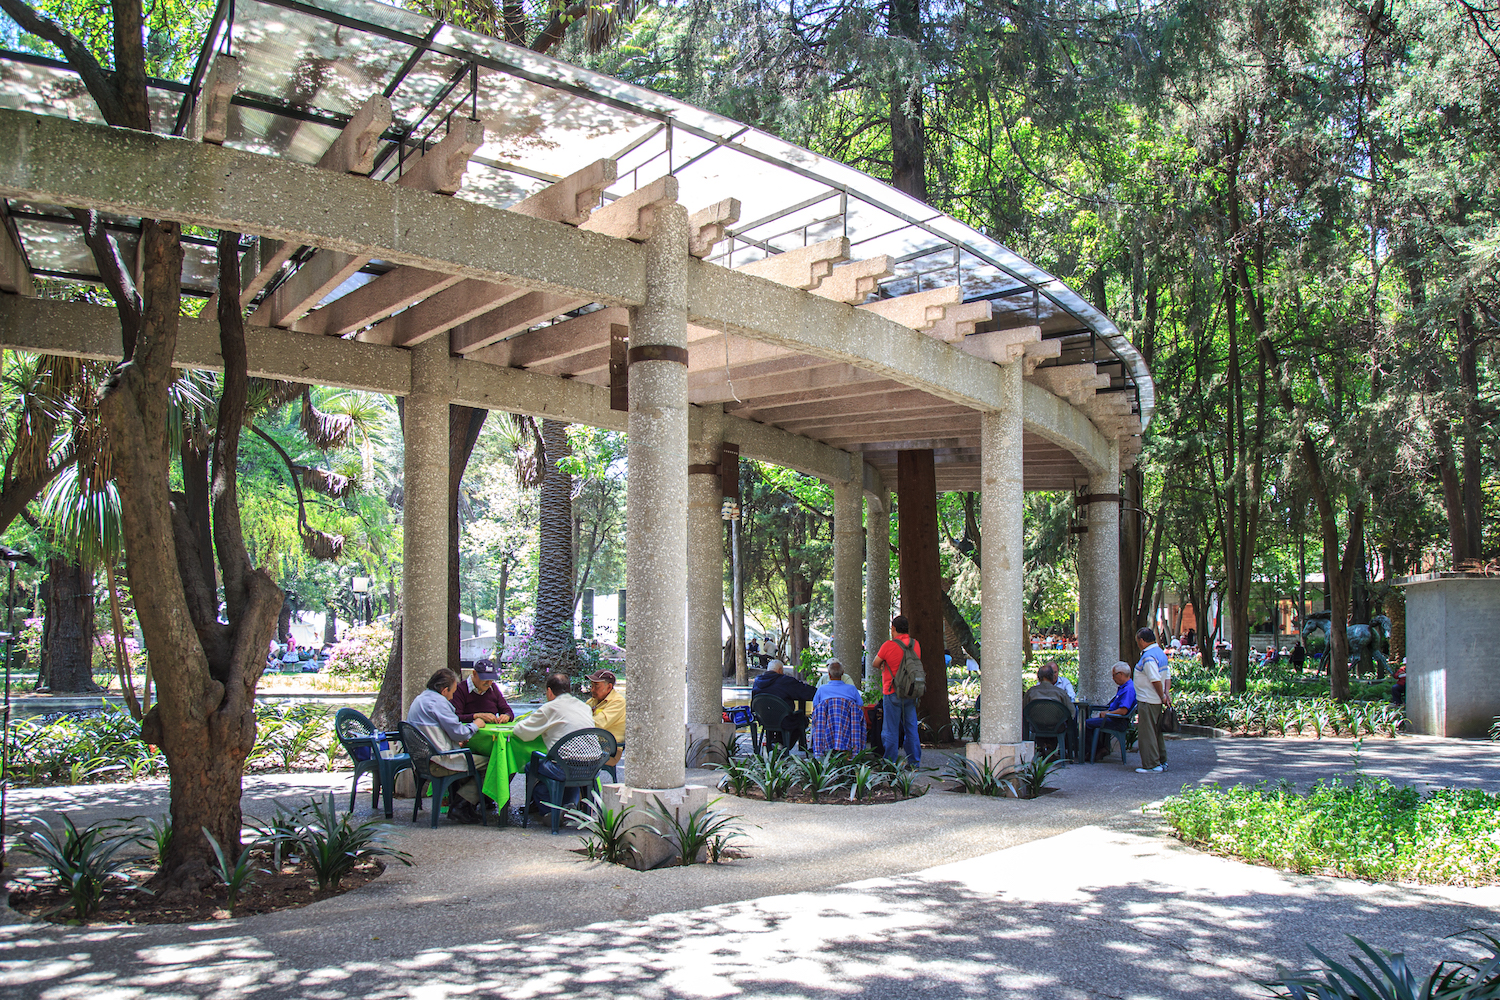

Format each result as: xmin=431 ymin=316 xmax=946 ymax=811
xmin=4 ymin=702 xmax=353 ymax=786
xmin=8 ymin=796 xmax=409 ymax=924
xmin=1172 ymin=692 xmax=1405 ymax=737
xmin=711 ymin=746 xmax=931 ymax=804
xmin=1160 ymin=775 xmax=1500 ymax=885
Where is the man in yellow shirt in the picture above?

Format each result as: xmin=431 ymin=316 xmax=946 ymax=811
xmin=586 ymin=668 xmax=626 ymax=768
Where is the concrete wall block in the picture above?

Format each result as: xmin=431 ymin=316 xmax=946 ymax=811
xmin=965 ymin=741 xmax=1035 ymax=775
xmin=1402 ymin=575 xmax=1500 ymax=737
xmin=685 ymin=722 xmax=736 ymax=766
xmin=601 ymin=783 xmax=711 ymax=870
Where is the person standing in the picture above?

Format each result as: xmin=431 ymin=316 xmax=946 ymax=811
xmin=877 ymin=615 xmax=922 ymax=765
xmin=1132 ymin=628 xmax=1171 ymax=773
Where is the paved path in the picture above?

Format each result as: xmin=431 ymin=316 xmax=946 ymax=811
xmin=5 ymin=735 xmax=1500 ymax=999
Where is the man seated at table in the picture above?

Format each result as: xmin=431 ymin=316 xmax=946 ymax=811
xmin=407 ymin=667 xmax=489 ymax=824
xmin=451 ymin=659 xmax=513 ymax=725
xmin=513 ymin=671 xmax=598 ymax=815
xmin=1024 ymin=661 xmax=1075 ymax=716
xmin=751 ymin=659 xmax=817 ymax=747
xmin=586 ymin=668 xmax=626 ymax=770
xmin=1084 ymin=662 xmax=1138 ymax=761
xmin=812 ymin=661 xmax=862 ymax=707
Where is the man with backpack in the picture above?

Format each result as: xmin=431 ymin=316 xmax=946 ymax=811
xmin=877 ymin=615 xmax=925 ymax=765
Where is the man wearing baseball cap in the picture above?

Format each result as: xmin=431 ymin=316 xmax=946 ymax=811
xmin=586 ymin=668 xmax=626 ymax=768
xmin=452 ymin=658 xmax=513 ymax=725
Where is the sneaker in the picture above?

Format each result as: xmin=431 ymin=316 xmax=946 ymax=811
xmin=1159 ymin=762 xmax=1169 ymax=771
xmin=1135 ymin=765 xmax=1164 ymax=773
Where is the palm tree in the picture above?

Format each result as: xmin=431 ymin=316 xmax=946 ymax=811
xmin=533 ymin=418 xmax=576 ymax=668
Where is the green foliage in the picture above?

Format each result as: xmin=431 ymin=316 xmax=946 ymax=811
xmin=940 ymin=754 xmax=1016 ymax=797
xmin=1161 ymin=778 xmax=1500 ymax=884
xmin=646 ymin=797 xmax=747 ymax=866
xmin=1268 ymin=933 xmax=1500 ymax=1000
xmin=1173 ymin=692 xmax=1405 ymax=738
xmin=562 ymin=793 xmax=638 ymax=865
xmin=202 ymin=826 xmax=264 ymax=915
xmin=130 ymin=814 xmax=173 ymax=869
xmin=1015 ymin=751 xmax=1065 ymax=798
xmin=5 ymin=702 xmax=338 ymax=787
xmin=712 ymin=748 xmax=925 ymax=803
xmin=18 ymin=813 xmax=133 ymax=919
xmin=289 ymin=794 xmax=412 ymax=891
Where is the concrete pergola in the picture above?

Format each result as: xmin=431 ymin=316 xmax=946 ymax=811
xmin=0 ymin=0 xmax=1152 ymax=815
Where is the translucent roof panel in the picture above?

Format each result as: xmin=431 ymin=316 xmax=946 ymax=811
xmin=0 ymin=0 xmax=1152 ymax=424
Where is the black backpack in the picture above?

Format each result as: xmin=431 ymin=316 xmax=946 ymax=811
xmin=892 ymin=636 xmax=926 ymax=700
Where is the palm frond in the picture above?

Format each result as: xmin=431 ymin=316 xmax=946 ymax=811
xmin=39 ymin=463 xmax=123 ymax=566
xmin=301 ymin=390 xmax=356 ymax=451
xmin=301 ymin=467 xmax=355 ymax=499
xmin=301 ymin=529 xmax=345 ymax=560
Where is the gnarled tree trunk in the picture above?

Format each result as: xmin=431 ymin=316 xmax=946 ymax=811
xmin=41 ymin=556 xmax=98 ymax=693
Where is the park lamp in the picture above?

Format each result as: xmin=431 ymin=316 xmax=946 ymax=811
xmin=350 ymin=576 xmax=370 ymax=594
xmin=721 ymin=498 xmax=740 ymax=521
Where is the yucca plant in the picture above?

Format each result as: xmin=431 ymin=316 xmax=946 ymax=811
xmin=749 ymin=748 xmax=796 ymax=802
xmin=940 ymin=754 xmax=1015 ymax=797
xmin=848 ymin=761 xmax=887 ymax=801
xmin=19 ymin=814 xmax=134 ymax=919
xmin=710 ymin=755 xmax=756 ymax=797
xmin=646 ymin=797 xmax=746 ymax=865
xmin=127 ymin=814 xmax=173 ymax=868
xmin=794 ymin=753 xmax=853 ymax=802
xmin=561 ymin=792 xmax=637 ymax=865
xmin=1015 ymin=751 xmax=1064 ymax=799
xmin=292 ymin=794 xmax=412 ymax=891
xmin=1268 ymin=932 xmax=1500 ymax=999
xmin=202 ymin=827 xmax=265 ymax=916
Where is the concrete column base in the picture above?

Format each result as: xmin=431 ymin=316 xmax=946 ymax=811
xmin=599 ymin=783 xmax=710 ymax=870
xmin=685 ymin=722 xmax=737 ymax=767
xmin=966 ymin=741 xmax=1034 ymax=774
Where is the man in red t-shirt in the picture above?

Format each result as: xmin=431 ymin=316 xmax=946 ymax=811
xmin=876 ymin=615 xmax=921 ymax=765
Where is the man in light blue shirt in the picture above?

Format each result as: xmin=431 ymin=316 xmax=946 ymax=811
xmin=813 ymin=661 xmax=863 ymax=707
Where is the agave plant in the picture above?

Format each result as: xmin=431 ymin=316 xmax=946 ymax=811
xmin=1268 ymin=932 xmax=1500 ymax=999
xmin=561 ymin=793 xmax=637 ymax=865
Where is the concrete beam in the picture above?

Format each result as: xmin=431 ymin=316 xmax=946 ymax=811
xmin=960 ymin=326 xmax=1040 ymax=365
xmin=470 ymin=306 xmax=624 ymax=368
xmin=580 ymin=176 xmax=678 ymax=242
xmin=926 ymin=300 xmax=991 ymax=344
xmin=811 ymin=256 xmax=893 ymax=305
xmin=689 ymin=199 xmax=740 ymax=259
xmin=510 ymin=158 xmax=616 ymax=226
xmin=188 ymin=53 xmax=238 ymax=145
xmin=1027 ymin=362 xmax=1111 ymax=405
xmin=251 ymin=119 xmax=488 ymax=328
xmin=454 ymin=290 xmax=580 ymax=352
xmin=0 ymin=208 xmax=33 ymax=296
xmin=295 ymin=267 xmax=461 ymax=337
xmin=858 ymin=285 xmax=960 ymax=332
xmin=317 ymin=95 xmax=392 ymax=176
xmin=735 ymin=237 xmax=849 ymax=290
xmin=1022 ymin=337 xmax=1062 ymax=375
xmin=365 ymin=278 xmax=523 ymax=347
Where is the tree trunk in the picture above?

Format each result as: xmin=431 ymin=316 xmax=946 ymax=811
xmin=107 ymin=225 xmax=282 ymax=894
xmin=495 ymin=559 xmax=509 ymax=651
xmin=887 ymin=0 xmax=927 ymax=203
xmin=323 ymin=605 xmax=337 ymax=645
xmin=42 ymin=556 xmax=98 ymax=693
xmin=105 ymin=562 xmax=141 ymax=719
xmin=448 ymin=406 xmax=488 ymax=671
xmin=534 ymin=419 xmax=575 ymax=668
xmin=371 ymin=609 xmax=403 ymax=730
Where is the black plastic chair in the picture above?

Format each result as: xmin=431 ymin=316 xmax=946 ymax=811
xmin=523 ymin=727 xmax=617 ymax=834
xmin=751 ymin=694 xmax=805 ymax=752
xmin=1087 ymin=706 xmax=1138 ymax=764
xmin=334 ymin=708 xmax=412 ymax=819
xmin=397 ymin=722 xmax=487 ymax=828
xmin=1023 ymin=698 xmax=1076 ymax=761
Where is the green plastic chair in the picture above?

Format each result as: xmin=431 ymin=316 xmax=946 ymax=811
xmin=333 ymin=708 xmax=412 ymax=819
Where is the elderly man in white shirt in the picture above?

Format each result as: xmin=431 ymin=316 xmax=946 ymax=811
xmin=512 ymin=671 xmax=600 ymax=818
xmin=406 ymin=667 xmax=488 ymax=824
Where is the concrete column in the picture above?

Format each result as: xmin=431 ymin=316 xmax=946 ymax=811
xmin=865 ymin=490 xmax=891 ymax=685
xmin=833 ymin=479 xmax=864 ymax=684
xmin=401 ymin=337 xmax=450 ymax=713
xmin=624 ymin=201 xmax=692 ymax=791
xmin=1078 ymin=448 xmax=1122 ymax=703
xmin=686 ymin=404 xmax=733 ymax=762
xmin=978 ymin=365 xmax=1025 ymax=746
xmin=969 ymin=362 xmax=1031 ymax=772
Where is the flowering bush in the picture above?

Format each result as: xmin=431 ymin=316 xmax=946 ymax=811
xmin=323 ymin=622 xmax=393 ymax=682
xmin=18 ymin=616 xmax=41 ymax=668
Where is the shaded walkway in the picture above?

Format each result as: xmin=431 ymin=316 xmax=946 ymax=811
xmin=4 ymin=735 xmax=1500 ymax=999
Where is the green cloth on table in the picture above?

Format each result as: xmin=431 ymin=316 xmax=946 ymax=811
xmin=468 ymin=724 xmax=546 ymax=808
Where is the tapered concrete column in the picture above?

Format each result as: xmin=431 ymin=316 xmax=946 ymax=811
xmin=974 ymin=362 xmax=1028 ymax=765
xmin=687 ymin=405 xmax=728 ymax=742
xmin=625 ymin=201 xmax=691 ymax=791
xmin=1078 ymin=448 xmax=1122 ymax=703
xmin=865 ymin=490 xmax=891 ymax=684
xmin=402 ymin=337 xmax=450 ymax=713
xmin=833 ymin=479 xmax=864 ymax=684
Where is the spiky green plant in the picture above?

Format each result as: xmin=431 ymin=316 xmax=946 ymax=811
xmin=1269 ymin=932 xmax=1500 ymax=999
xmin=19 ymin=814 xmax=133 ymax=919
xmin=561 ymin=792 xmax=638 ymax=865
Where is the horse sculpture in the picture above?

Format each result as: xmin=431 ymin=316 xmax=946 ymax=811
xmin=1300 ymin=612 xmax=1391 ymax=675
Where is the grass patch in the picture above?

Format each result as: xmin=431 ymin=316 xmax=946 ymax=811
xmin=1160 ymin=776 xmax=1500 ymax=885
